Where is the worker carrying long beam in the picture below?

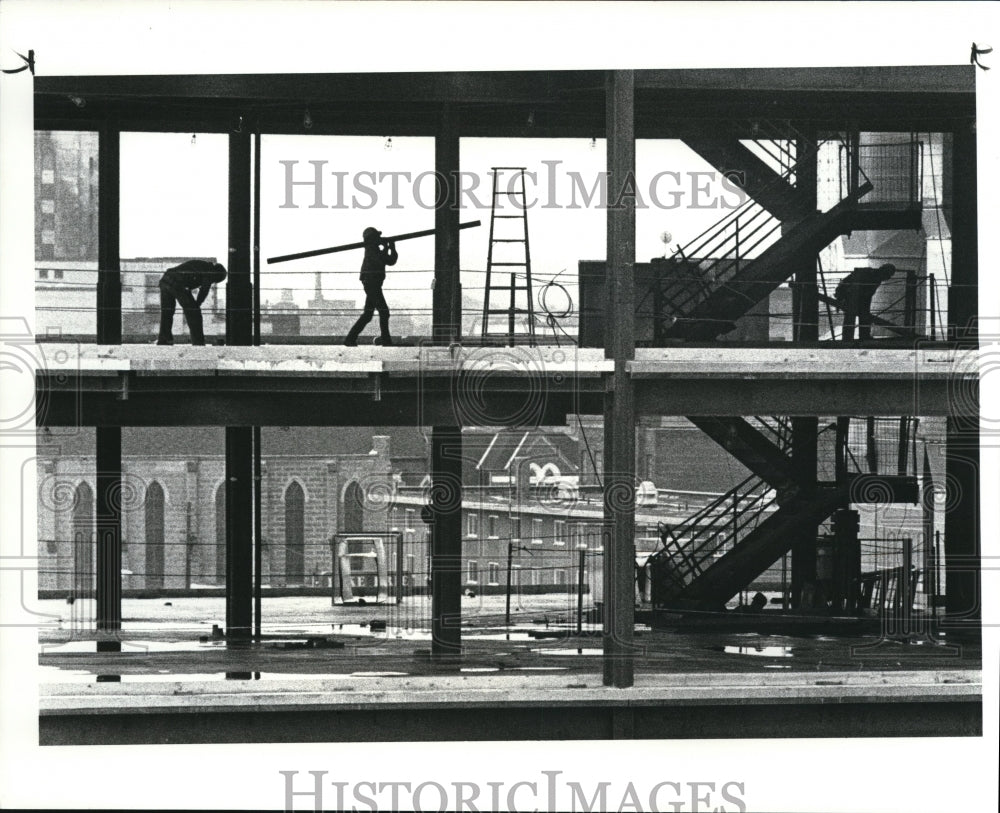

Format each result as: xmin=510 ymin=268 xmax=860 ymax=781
xmin=344 ymin=227 xmax=398 ymax=346
xmin=156 ymin=259 xmax=227 ymax=346
xmin=835 ymin=263 xmax=896 ymax=341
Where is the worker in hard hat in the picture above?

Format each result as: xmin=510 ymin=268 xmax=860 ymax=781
xmin=344 ymin=227 xmax=398 ymax=346
xmin=156 ymin=259 xmax=227 ymax=345
xmin=834 ymin=263 xmax=896 ymax=341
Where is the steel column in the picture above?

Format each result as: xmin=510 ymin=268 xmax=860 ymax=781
xmin=430 ymin=104 xmax=463 ymax=655
xmin=433 ymin=103 xmax=461 ymax=343
xmin=603 ymin=69 xmax=636 ymax=688
xmin=944 ymin=120 xmax=980 ymax=624
xmin=96 ymin=123 xmax=121 ymax=344
xmin=948 ymin=122 xmax=977 ymax=341
xmin=227 ymin=127 xmax=253 ymax=346
xmin=430 ymin=426 xmax=462 ymax=655
xmin=225 ymin=427 xmax=254 ymax=642
xmin=95 ymin=426 xmax=122 ymax=651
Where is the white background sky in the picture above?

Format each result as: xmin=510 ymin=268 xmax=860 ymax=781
xmin=2 ymin=2 xmax=999 ymax=812
xmin=121 ymin=131 xmax=736 ymax=312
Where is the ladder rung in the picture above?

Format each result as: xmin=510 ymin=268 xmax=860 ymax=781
xmin=490 ymin=262 xmax=527 ymax=266
xmin=491 ymin=166 xmax=527 ymax=170
xmin=493 ymin=214 xmax=523 ymax=219
xmin=493 ymin=190 xmax=525 ymax=196
xmin=491 ymin=239 xmax=526 ymax=243
xmin=486 ymin=308 xmax=533 ymax=314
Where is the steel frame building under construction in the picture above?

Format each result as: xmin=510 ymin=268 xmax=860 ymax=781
xmin=21 ymin=64 xmax=982 ymax=743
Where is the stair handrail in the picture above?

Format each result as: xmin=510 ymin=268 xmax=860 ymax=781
xmin=652 ymin=134 xmax=866 ymax=322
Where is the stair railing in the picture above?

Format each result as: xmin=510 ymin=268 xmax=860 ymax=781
xmin=650 ymin=134 xmax=868 ymax=333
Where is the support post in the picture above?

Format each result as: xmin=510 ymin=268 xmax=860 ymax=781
xmin=430 ymin=104 xmax=463 ymax=655
xmin=95 ymin=427 xmax=122 ymax=651
xmin=433 ymin=103 xmax=461 ymax=343
xmin=253 ymin=426 xmax=262 ymax=641
xmin=944 ymin=419 xmax=979 ymax=624
xmin=253 ymin=131 xmax=262 ymax=346
xmin=97 ymin=124 xmax=121 ymax=344
xmin=944 ymin=120 xmax=979 ymax=625
xmin=225 ymin=427 xmax=253 ymax=642
xmin=901 ymin=537 xmax=913 ymax=635
xmin=577 ymin=545 xmax=586 ymax=635
xmin=430 ymin=427 xmax=462 ymax=655
xmin=505 ymin=541 xmax=513 ymax=640
xmin=227 ymin=127 xmax=253 ymax=346
xmin=603 ymin=69 xmax=636 ymax=688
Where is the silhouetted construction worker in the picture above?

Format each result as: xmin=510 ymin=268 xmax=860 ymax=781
xmin=835 ymin=263 xmax=896 ymax=341
xmin=156 ymin=259 xmax=227 ymax=345
xmin=344 ymin=227 xmax=397 ymax=346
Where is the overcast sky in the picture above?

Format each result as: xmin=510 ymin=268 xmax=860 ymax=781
xmin=120 ymin=133 xmax=741 ymax=309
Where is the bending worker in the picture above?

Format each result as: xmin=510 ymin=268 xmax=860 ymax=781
xmin=834 ymin=263 xmax=896 ymax=341
xmin=344 ymin=227 xmax=397 ymax=346
xmin=156 ymin=259 xmax=227 ymax=346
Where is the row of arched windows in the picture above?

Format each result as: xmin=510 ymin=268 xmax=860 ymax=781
xmin=65 ymin=479 xmax=320 ymax=588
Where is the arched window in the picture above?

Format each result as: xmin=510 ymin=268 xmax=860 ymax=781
xmin=72 ymin=482 xmax=94 ymax=596
xmin=145 ymin=482 xmax=165 ymax=589
xmin=343 ymin=481 xmax=363 ymax=534
xmin=215 ymin=482 xmax=226 ymax=586
xmin=284 ymin=481 xmax=305 ymax=585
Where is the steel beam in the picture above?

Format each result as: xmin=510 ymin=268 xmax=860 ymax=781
xmin=95 ymin=426 xmax=122 ymax=651
xmin=96 ymin=123 xmax=121 ymax=345
xmin=225 ymin=427 xmax=254 ymax=642
xmin=603 ymin=70 xmax=636 ymax=688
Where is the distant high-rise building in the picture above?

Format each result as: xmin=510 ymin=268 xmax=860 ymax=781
xmin=35 ymin=131 xmax=99 ymax=262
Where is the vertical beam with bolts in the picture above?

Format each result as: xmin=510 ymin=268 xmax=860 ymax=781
xmin=225 ymin=427 xmax=254 ymax=642
xmin=430 ymin=427 xmax=462 ymax=655
xmin=944 ymin=120 xmax=979 ymax=623
xmin=95 ymin=427 xmax=122 ymax=651
xmin=253 ymin=130 xmax=262 ymax=346
xmin=789 ymin=128 xmax=820 ymax=584
xmin=253 ymin=426 xmax=262 ymax=640
xmin=97 ymin=123 xmax=121 ymax=345
xmin=430 ymin=107 xmax=463 ymax=655
xmin=603 ymin=69 xmax=636 ymax=688
xmin=227 ymin=127 xmax=253 ymax=346
xmin=433 ymin=103 xmax=461 ymax=343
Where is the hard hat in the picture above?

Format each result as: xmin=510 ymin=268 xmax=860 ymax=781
xmin=363 ymin=227 xmax=382 ymax=242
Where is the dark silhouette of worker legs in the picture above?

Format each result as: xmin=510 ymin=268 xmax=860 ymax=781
xmin=841 ymin=294 xmax=859 ymax=341
xmin=158 ymin=282 xmax=205 ymax=345
xmin=345 ymin=281 xmax=392 ymax=346
xmin=857 ymin=300 xmax=874 ymax=341
xmin=157 ymin=285 xmax=177 ymax=345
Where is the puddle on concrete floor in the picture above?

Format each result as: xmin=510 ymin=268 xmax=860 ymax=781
xmin=39 ymin=667 xmax=394 ymax=684
xmin=350 ymin=671 xmax=409 ymax=677
xmin=40 ymin=640 xmax=226 ymax=654
xmin=461 ymin=667 xmax=501 ymax=673
xmin=532 ymin=648 xmax=604 ymax=656
xmin=723 ymin=645 xmax=794 ymax=658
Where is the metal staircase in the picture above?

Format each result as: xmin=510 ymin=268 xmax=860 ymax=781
xmin=649 ymin=415 xmax=920 ymax=609
xmin=643 ymin=135 xmax=923 ymax=343
xmin=679 ymin=118 xmax=816 ymax=220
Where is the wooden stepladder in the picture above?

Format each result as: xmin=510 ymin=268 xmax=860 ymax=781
xmin=481 ymin=167 xmax=536 ymax=345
